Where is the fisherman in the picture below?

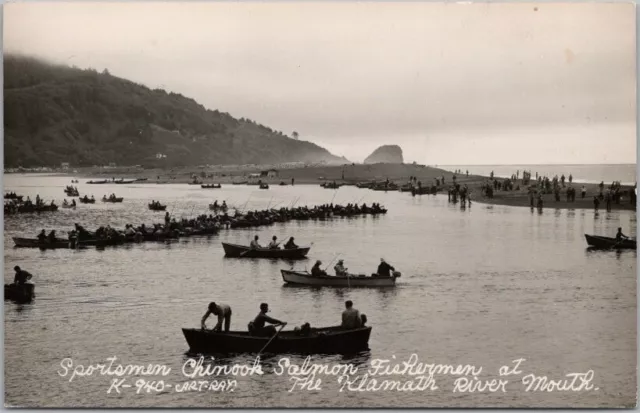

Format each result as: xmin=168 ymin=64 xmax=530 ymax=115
xmin=250 ymin=235 xmax=262 ymax=249
xmin=268 ymin=236 xmax=280 ymax=249
xmin=284 ymin=237 xmax=298 ymax=249
xmin=341 ymin=300 xmax=362 ymax=329
xmin=47 ymin=230 xmax=57 ymax=243
xmin=37 ymin=229 xmax=46 ymax=242
xmin=334 ymin=259 xmax=348 ymax=277
xmin=615 ymin=228 xmax=628 ymax=241
xmin=71 ymin=199 xmax=76 ymax=207
xmin=63 ymin=199 xmax=69 ymax=206
xmin=164 ymin=212 xmax=170 ymax=226
xmin=249 ymin=303 xmax=286 ymax=337
xmin=311 ymin=260 xmax=327 ymax=277
xmin=201 ymin=301 xmax=232 ymax=332
xmin=222 ymin=200 xmax=227 ymax=209
xmin=377 ymin=258 xmax=395 ymax=277
xmin=13 ymin=266 xmax=33 ymax=286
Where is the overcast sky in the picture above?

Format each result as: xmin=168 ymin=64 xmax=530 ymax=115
xmin=4 ymin=2 xmax=636 ymax=164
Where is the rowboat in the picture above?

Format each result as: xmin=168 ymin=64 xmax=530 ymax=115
xmin=79 ymin=198 xmax=95 ymax=204
xmin=201 ymin=184 xmax=222 ymax=189
xmin=13 ymin=237 xmax=70 ymax=249
xmin=281 ymin=269 xmax=399 ymax=287
xmin=5 ymin=283 xmax=35 ymax=303
xmin=61 ymin=203 xmax=76 ymax=209
xmin=259 ymin=184 xmax=269 ymax=189
xmin=4 ymin=194 xmax=23 ymax=201
xmin=222 ymin=242 xmax=310 ymax=259
xmin=232 ymin=181 xmax=248 ymax=185
xmin=182 ymin=326 xmax=372 ymax=354
xmin=115 ymin=180 xmax=135 ymax=184
xmin=86 ymin=180 xmax=109 ymax=184
xmin=148 ymin=203 xmax=167 ymax=211
xmin=102 ymin=197 xmax=124 ymax=203
xmin=584 ymin=234 xmax=636 ymax=249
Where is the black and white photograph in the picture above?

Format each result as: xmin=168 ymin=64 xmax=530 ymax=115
xmin=2 ymin=1 xmax=637 ymax=408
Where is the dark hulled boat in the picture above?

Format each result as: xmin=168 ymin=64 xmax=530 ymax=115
xmin=259 ymin=184 xmax=270 ymax=189
xmin=86 ymin=180 xmax=109 ymax=184
xmin=115 ymin=180 xmax=136 ymax=184
xmin=79 ymin=197 xmax=96 ymax=204
xmin=102 ymin=197 xmax=124 ymax=203
xmin=201 ymin=184 xmax=222 ymax=189
xmin=13 ymin=237 xmax=70 ymax=249
xmin=222 ymin=242 xmax=310 ymax=259
xmin=584 ymin=234 xmax=636 ymax=249
xmin=182 ymin=326 xmax=372 ymax=354
xmin=5 ymin=283 xmax=35 ymax=303
xmin=148 ymin=203 xmax=167 ymax=211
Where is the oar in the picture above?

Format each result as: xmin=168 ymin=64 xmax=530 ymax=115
xmin=257 ymin=323 xmax=287 ymax=355
xmin=324 ymin=254 xmax=340 ymax=272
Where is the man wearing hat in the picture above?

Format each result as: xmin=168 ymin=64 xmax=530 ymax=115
xmin=201 ymin=301 xmax=232 ymax=332
xmin=334 ymin=259 xmax=348 ymax=277
xmin=377 ymin=258 xmax=395 ymax=277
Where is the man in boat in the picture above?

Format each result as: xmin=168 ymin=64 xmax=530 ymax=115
xmin=37 ymin=229 xmax=47 ymax=242
xmin=341 ymin=301 xmax=362 ymax=329
xmin=268 ymin=236 xmax=280 ymax=249
xmin=616 ymin=228 xmax=629 ymax=241
xmin=250 ymin=235 xmax=262 ymax=249
xmin=311 ymin=260 xmax=327 ymax=277
xmin=47 ymin=230 xmax=57 ymax=243
xmin=71 ymin=199 xmax=76 ymax=207
xmin=63 ymin=199 xmax=69 ymax=206
xmin=284 ymin=237 xmax=298 ymax=249
xmin=249 ymin=303 xmax=286 ymax=337
xmin=222 ymin=200 xmax=227 ymax=209
xmin=164 ymin=212 xmax=170 ymax=226
xmin=334 ymin=259 xmax=348 ymax=277
xmin=201 ymin=302 xmax=232 ymax=332
xmin=13 ymin=266 xmax=33 ymax=285
xmin=377 ymin=258 xmax=395 ymax=277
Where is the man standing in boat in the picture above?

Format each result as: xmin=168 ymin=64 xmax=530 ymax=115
xmin=201 ymin=302 xmax=232 ymax=332
xmin=341 ymin=300 xmax=362 ymax=329
xmin=13 ymin=266 xmax=33 ymax=286
xmin=250 ymin=303 xmax=286 ymax=336
xmin=284 ymin=237 xmax=298 ymax=249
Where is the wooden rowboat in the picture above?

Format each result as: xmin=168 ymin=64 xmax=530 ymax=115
xmin=102 ymin=197 xmax=124 ymax=203
xmin=61 ymin=203 xmax=76 ymax=209
xmin=281 ymin=269 xmax=399 ymax=287
xmin=148 ymin=203 xmax=167 ymax=211
xmin=584 ymin=234 xmax=636 ymax=250
xmin=201 ymin=184 xmax=222 ymax=189
xmin=79 ymin=198 xmax=95 ymax=204
xmin=259 ymin=184 xmax=269 ymax=189
xmin=13 ymin=237 xmax=70 ymax=249
xmin=182 ymin=326 xmax=372 ymax=354
xmin=222 ymin=242 xmax=310 ymax=259
xmin=5 ymin=283 xmax=35 ymax=303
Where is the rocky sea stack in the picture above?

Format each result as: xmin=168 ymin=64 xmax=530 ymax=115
xmin=363 ymin=145 xmax=404 ymax=164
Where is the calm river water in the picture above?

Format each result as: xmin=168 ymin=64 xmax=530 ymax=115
xmin=3 ymin=174 xmax=637 ymax=408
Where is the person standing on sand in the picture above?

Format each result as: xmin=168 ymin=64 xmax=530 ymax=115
xmin=569 ymin=174 xmax=573 ymax=184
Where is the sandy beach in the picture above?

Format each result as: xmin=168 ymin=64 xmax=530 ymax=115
xmin=59 ymin=163 xmax=637 ymax=212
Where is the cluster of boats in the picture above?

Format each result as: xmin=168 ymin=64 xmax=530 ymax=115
xmin=4 ymin=195 xmax=59 ymax=215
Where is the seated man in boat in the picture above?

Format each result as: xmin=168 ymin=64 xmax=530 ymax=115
xmin=221 ymin=201 xmax=227 ymax=209
xmin=63 ymin=199 xmax=69 ymax=206
xmin=249 ymin=303 xmax=286 ymax=336
xmin=334 ymin=259 xmax=348 ymax=277
xmin=341 ymin=300 xmax=362 ymax=329
xmin=284 ymin=237 xmax=298 ymax=249
xmin=47 ymin=230 xmax=57 ymax=243
xmin=71 ymin=199 xmax=76 ymax=207
xmin=201 ymin=301 xmax=232 ymax=332
xmin=268 ymin=236 xmax=280 ymax=249
xmin=376 ymin=258 xmax=395 ymax=277
xmin=213 ymin=200 xmax=218 ymax=208
xmin=311 ymin=260 xmax=327 ymax=277
xmin=37 ymin=229 xmax=47 ymax=242
xmin=616 ymin=227 xmax=629 ymax=241
xmin=250 ymin=235 xmax=262 ymax=249
xmin=13 ymin=266 xmax=33 ymax=285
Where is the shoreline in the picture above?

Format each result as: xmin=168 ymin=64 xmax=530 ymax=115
xmin=8 ymin=163 xmax=636 ymax=212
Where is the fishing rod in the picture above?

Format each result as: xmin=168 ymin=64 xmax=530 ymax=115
xmin=329 ymin=188 xmax=339 ymax=205
xmin=266 ymin=196 xmax=274 ymax=210
xmin=323 ymin=253 xmax=341 ymax=272
xmin=240 ymin=193 xmax=252 ymax=214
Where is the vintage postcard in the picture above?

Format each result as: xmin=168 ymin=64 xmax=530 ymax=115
xmin=3 ymin=1 xmax=637 ymax=408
